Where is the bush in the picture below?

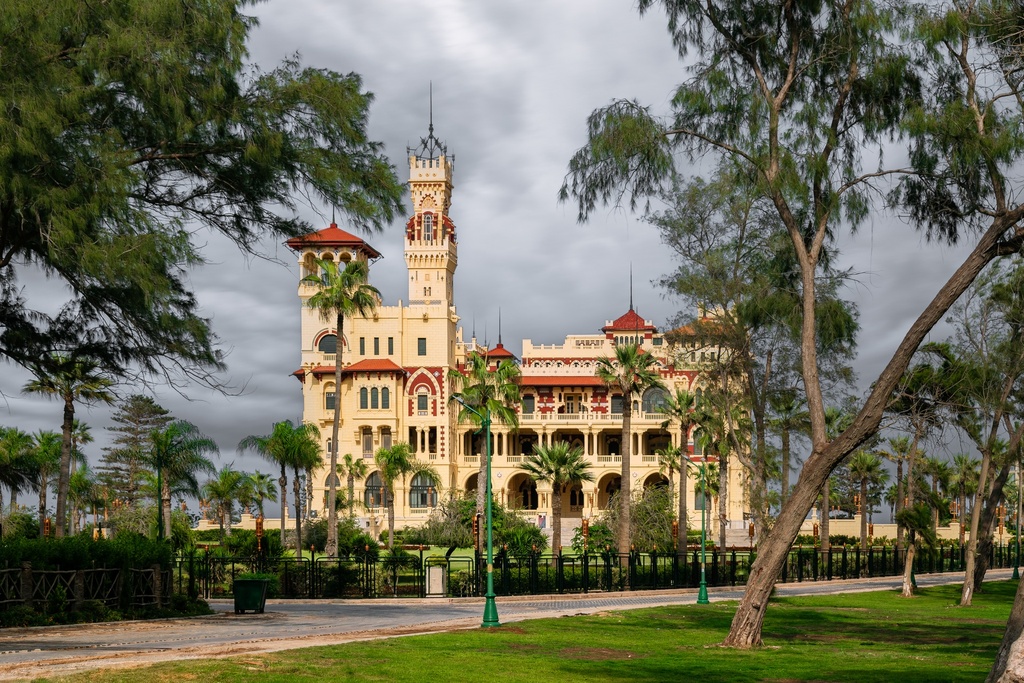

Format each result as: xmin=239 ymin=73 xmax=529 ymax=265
xmin=2 ymin=512 xmax=39 ymax=539
xmin=0 ymin=534 xmax=173 ymax=570
xmin=236 ymin=572 xmax=281 ymax=598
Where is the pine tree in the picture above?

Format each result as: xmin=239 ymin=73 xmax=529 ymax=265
xmin=97 ymin=395 xmax=172 ymax=507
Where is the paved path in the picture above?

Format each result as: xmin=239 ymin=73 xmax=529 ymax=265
xmin=0 ymin=569 xmax=1011 ymax=681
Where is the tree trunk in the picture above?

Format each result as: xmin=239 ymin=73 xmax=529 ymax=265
xmin=386 ymin=484 xmax=396 ymax=549
xmin=679 ymin=448 xmax=688 ymax=549
xmin=162 ymin=472 xmax=173 ymax=540
xmin=974 ymin=461 xmax=1012 ymax=590
xmin=821 ymin=480 xmax=830 ymax=555
xmin=781 ymin=428 xmax=791 ymax=506
xmin=987 ymin=571 xmax=1024 ymax=681
xmin=719 ymin=453 xmax=728 ymax=550
xmin=902 ymin=537 xmax=916 ymax=598
xmin=279 ymin=467 xmax=288 ymax=539
xmin=896 ymin=458 xmax=905 ymax=552
xmin=552 ymin=484 xmax=563 ymax=554
xmin=293 ymin=470 xmax=303 ymax=560
xmin=619 ymin=405 xmax=632 ymax=556
xmin=327 ymin=313 xmax=344 ymax=558
xmin=38 ymin=475 xmax=47 ymax=537
xmin=963 ymin=447 xmax=994 ymax=606
xmin=860 ymin=478 xmax=868 ymax=552
xmin=348 ymin=473 xmax=356 ymax=518
xmin=54 ymin=397 xmax=75 ymax=538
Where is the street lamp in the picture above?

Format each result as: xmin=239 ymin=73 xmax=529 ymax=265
xmin=697 ymin=452 xmax=709 ymax=605
xmin=454 ymin=396 xmax=500 ymax=627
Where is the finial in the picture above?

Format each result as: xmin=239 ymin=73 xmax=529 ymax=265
xmin=498 ymin=308 xmax=502 ymax=345
xmin=331 ymin=206 xmax=336 ymax=226
xmin=408 ymin=84 xmax=447 ymax=160
xmin=429 ymin=81 xmax=434 ymax=137
xmin=629 ymin=263 xmax=634 ymax=312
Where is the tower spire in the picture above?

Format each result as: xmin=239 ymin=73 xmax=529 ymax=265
xmin=498 ymin=308 xmax=502 ymax=345
xmin=629 ymin=263 xmax=634 ymax=311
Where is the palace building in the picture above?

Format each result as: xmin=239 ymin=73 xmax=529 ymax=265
xmin=288 ymin=124 xmax=747 ymax=547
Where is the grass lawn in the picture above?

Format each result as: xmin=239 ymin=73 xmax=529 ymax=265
xmin=43 ymin=582 xmax=1015 ymax=683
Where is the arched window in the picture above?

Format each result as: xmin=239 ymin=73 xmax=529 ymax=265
xmin=423 ymin=213 xmax=433 ymax=241
xmin=359 ymin=387 xmax=368 ymax=409
xmin=409 ymin=473 xmax=436 ymax=509
xmin=364 ymin=472 xmax=387 ymax=508
xmin=371 ymin=387 xmax=379 ymax=409
xmin=519 ymin=479 xmax=538 ymax=510
xmin=642 ymin=387 xmax=668 ymax=414
xmin=381 ymin=387 xmax=390 ymax=410
xmin=317 ymin=334 xmax=337 ymax=354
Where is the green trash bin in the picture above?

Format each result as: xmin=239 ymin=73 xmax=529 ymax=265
xmin=233 ymin=578 xmax=269 ymax=614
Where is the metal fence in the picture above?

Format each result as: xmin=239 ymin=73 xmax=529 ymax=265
xmin=170 ymin=542 xmax=1020 ymax=601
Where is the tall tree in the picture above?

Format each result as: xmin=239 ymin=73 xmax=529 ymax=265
xmin=846 ymin=450 xmax=888 ymax=552
xmin=201 ymin=465 xmax=245 ymax=537
xmin=0 ymin=0 xmax=404 ymax=383
xmin=303 ymin=257 xmax=379 ymax=558
xmin=769 ymin=392 xmax=811 ymax=508
xmin=950 ymin=453 xmax=980 ymax=543
xmin=32 ymin=430 xmax=61 ymax=535
xmin=238 ymin=420 xmax=321 ymax=558
xmin=521 ymin=442 xmax=594 ymax=554
xmin=247 ymin=472 xmax=278 ymax=520
xmin=374 ymin=442 xmax=440 ymax=549
xmin=98 ymin=395 xmax=172 ymax=507
xmin=23 ymin=354 xmax=114 ymax=537
xmin=596 ymin=343 xmax=665 ymax=555
xmin=149 ymin=420 xmax=217 ymax=540
xmin=0 ymin=427 xmax=36 ymax=516
xmin=339 ymin=453 xmax=369 ymax=519
xmin=561 ymin=0 xmax=1024 ymax=646
xmin=450 ymin=350 xmax=521 ymax=521
xmin=660 ymin=388 xmax=699 ymax=547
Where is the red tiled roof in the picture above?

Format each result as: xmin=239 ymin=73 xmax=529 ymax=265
xmin=602 ymin=308 xmax=656 ymax=333
xmin=343 ymin=359 xmax=405 ymax=373
xmin=520 ymin=375 xmax=606 ymax=387
xmin=484 ymin=343 xmax=517 ymax=359
xmin=285 ymin=223 xmax=382 ymax=259
xmin=292 ymin=359 xmax=406 ymax=379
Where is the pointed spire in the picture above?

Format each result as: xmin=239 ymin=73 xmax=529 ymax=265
xmin=498 ymin=308 xmax=502 ymax=345
xmin=331 ymin=205 xmax=336 ymax=226
xmin=408 ymin=83 xmax=447 ymax=160
xmin=629 ymin=263 xmax=634 ymax=311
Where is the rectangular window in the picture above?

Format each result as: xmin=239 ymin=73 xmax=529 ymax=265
xmin=388 ymin=337 xmax=394 ymax=355
xmin=359 ymin=337 xmax=366 ymax=355
xmin=417 ymin=338 xmax=427 ymax=356
xmin=362 ymin=429 xmax=373 ymax=458
xmin=373 ymin=337 xmax=380 ymax=355
xmin=325 ymin=392 xmax=336 ymax=411
xmin=611 ymin=395 xmax=624 ymax=414
xmin=522 ymin=395 xmax=535 ymax=414
xmin=381 ymin=428 xmax=392 ymax=450
xmin=417 ymin=394 xmax=428 ymax=413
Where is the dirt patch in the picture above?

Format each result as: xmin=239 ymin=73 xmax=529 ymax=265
xmin=560 ymin=647 xmax=638 ymax=661
xmin=507 ymin=643 xmax=541 ymax=652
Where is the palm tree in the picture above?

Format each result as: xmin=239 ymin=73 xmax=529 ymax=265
xmin=23 ymin=354 xmax=114 ymax=537
xmin=596 ymin=343 xmax=664 ymax=555
xmin=521 ymin=442 xmax=594 ymax=554
xmin=922 ymin=456 xmax=951 ymax=532
xmin=149 ymin=420 xmax=217 ymax=539
xmin=201 ymin=465 xmax=245 ymax=536
xmin=374 ymin=442 xmax=440 ymax=549
xmin=238 ymin=420 xmax=322 ymax=555
xmin=32 ymin=430 xmax=62 ymax=535
xmin=339 ymin=453 xmax=368 ymax=518
xmin=847 ymin=450 xmax=888 ymax=551
xmin=303 ymin=257 xmax=379 ymax=558
xmin=950 ymin=453 xmax=980 ymax=543
xmin=821 ymin=407 xmax=854 ymax=555
xmin=450 ymin=350 xmax=521 ymax=519
xmin=0 ymin=427 xmax=36 ymax=517
xmin=768 ymin=391 xmax=810 ymax=507
xmin=879 ymin=435 xmax=913 ymax=550
xmin=660 ymin=388 xmax=699 ymax=548
xmin=67 ymin=464 xmax=98 ymax=535
xmin=247 ymin=471 xmax=278 ymax=519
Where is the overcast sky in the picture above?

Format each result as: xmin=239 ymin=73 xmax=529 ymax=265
xmin=0 ymin=1 xmax=982 ymax=492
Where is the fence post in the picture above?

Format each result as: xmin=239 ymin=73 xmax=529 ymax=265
xmin=20 ymin=562 xmax=32 ymax=608
xmin=151 ymin=564 xmax=163 ymax=607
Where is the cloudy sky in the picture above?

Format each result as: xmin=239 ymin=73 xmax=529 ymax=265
xmin=0 ymin=1 xmax=981 ymax=491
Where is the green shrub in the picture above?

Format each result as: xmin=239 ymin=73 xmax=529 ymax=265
xmin=236 ymin=572 xmax=281 ymax=598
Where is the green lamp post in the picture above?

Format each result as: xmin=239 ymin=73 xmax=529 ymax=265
xmin=455 ymin=397 xmax=500 ymax=627
xmin=697 ymin=453 xmax=709 ymax=605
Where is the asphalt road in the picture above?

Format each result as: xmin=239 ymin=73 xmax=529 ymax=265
xmin=0 ymin=569 xmax=1012 ymax=681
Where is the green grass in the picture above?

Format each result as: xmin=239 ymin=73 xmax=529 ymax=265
xmin=42 ymin=582 xmax=1016 ymax=683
